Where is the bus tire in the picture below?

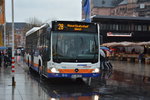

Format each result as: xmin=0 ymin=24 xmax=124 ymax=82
xmin=29 ymin=67 xmax=33 ymax=73
xmin=76 ymin=78 xmax=83 ymax=83
xmin=28 ymin=58 xmax=30 ymax=67
xmin=38 ymin=61 xmax=42 ymax=77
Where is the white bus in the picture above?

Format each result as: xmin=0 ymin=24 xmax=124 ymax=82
xmin=25 ymin=21 xmax=100 ymax=79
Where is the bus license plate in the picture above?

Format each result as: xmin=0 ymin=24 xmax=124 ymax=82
xmin=71 ymin=75 xmax=82 ymax=78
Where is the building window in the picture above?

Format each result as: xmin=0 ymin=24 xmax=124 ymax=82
xmin=112 ymin=24 xmax=116 ymax=30
xmin=138 ymin=25 xmax=142 ymax=31
xmin=148 ymin=25 xmax=150 ymax=31
xmin=135 ymin=25 xmax=138 ymax=31
xmin=116 ymin=24 xmax=119 ymax=31
xmin=143 ymin=25 xmax=147 ymax=31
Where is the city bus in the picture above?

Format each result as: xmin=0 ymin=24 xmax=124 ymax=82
xmin=25 ymin=21 xmax=100 ymax=79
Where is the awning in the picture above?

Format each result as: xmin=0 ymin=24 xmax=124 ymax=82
xmin=100 ymin=46 xmax=110 ymax=51
xmin=0 ymin=46 xmax=8 ymax=50
xmin=102 ymin=41 xmax=150 ymax=47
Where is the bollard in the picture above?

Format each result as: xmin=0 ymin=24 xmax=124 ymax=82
xmin=12 ymin=57 xmax=16 ymax=86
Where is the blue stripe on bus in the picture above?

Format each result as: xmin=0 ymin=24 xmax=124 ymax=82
xmin=26 ymin=62 xmax=39 ymax=72
xmin=32 ymin=66 xmax=38 ymax=72
xmin=47 ymin=73 xmax=100 ymax=78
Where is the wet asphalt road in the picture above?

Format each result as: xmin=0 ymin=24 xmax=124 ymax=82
xmin=0 ymin=56 xmax=150 ymax=100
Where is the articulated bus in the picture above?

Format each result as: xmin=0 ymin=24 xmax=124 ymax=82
xmin=25 ymin=21 xmax=100 ymax=79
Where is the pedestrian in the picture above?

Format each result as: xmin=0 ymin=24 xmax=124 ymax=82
xmin=100 ymin=49 xmax=113 ymax=70
xmin=138 ymin=53 xmax=144 ymax=63
xmin=4 ymin=52 xmax=11 ymax=68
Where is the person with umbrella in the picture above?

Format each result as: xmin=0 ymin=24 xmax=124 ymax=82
xmin=100 ymin=48 xmax=113 ymax=70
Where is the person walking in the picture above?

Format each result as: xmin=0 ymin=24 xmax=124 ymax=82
xmin=138 ymin=53 xmax=144 ymax=63
xmin=4 ymin=52 xmax=11 ymax=68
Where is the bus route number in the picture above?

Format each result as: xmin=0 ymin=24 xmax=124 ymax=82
xmin=58 ymin=24 xmax=64 ymax=30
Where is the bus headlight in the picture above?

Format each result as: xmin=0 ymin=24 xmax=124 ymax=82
xmin=92 ymin=68 xmax=100 ymax=73
xmin=51 ymin=68 xmax=59 ymax=73
xmin=93 ymin=95 xmax=99 ymax=100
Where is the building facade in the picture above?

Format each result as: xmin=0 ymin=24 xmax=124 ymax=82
xmin=88 ymin=0 xmax=150 ymax=17
xmin=136 ymin=0 xmax=150 ymax=17
xmin=111 ymin=0 xmax=138 ymax=17
xmin=91 ymin=0 xmax=114 ymax=16
xmin=6 ymin=23 xmax=27 ymax=48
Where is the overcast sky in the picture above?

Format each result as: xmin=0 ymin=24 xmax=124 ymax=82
xmin=5 ymin=0 xmax=82 ymax=22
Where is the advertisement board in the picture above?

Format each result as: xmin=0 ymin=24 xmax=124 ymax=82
xmin=0 ymin=0 xmax=5 ymax=24
xmin=0 ymin=0 xmax=5 ymax=46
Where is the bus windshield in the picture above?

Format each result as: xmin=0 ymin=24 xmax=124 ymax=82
xmin=52 ymin=31 xmax=98 ymax=63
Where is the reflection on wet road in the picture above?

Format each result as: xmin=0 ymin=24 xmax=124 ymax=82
xmin=111 ymin=60 xmax=150 ymax=76
xmin=1 ymin=56 xmax=150 ymax=100
xmin=27 ymin=59 xmax=150 ymax=100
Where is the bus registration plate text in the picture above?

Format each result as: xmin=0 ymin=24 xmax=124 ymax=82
xmin=71 ymin=75 xmax=82 ymax=78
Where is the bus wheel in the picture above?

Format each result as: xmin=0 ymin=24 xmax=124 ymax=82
xmin=28 ymin=67 xmax=33 ymax=73
xmin=38 ymin=61 xmax=42 ymax=78
xmin=28 ymin=58 xmax=30 ymax=67
xmin=76 ymin=78 xmax=83 ymax=84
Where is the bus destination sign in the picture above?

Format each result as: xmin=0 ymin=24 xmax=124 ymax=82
xmin=52 ymin=21 xmax=97 ymax=33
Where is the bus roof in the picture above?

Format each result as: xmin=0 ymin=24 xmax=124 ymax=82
xmin=26 ymin=24 xmax=48 ymax=36
xmin=26 ymin=21 xmax=98 ymax=36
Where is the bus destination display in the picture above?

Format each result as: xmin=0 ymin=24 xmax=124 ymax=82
xmin=52 ymin=21 xmax=97 ymax=33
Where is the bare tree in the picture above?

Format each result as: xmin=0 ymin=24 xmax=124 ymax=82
xmin=25 ymin=17 xmax=43 ymax=28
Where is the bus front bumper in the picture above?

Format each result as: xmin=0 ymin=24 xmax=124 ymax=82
xmin=47 ymin=73 xmax=100 ymax=78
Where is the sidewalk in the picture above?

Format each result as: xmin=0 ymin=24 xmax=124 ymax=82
xmin=0 ymin=58 xmax=49 ymax=100
xmin=110 ymin=60 xmax=150 ymax=77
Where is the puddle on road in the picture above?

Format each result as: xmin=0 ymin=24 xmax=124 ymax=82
xmin=28 ymin=71 xmax=101 ymax=100
xmin=27 ymin=69 xmax=150 ymax=100
xmin=96 ymin=70 xmax=150 ymax=100
xmin=110 ymin=70 xmax=150 ymax=86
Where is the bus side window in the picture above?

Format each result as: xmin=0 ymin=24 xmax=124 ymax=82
xmin=45 ymin=30 xmax=51 ymax=61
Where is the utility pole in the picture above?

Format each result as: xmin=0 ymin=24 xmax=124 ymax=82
xmin=4 ymin=19 xmax=6 ymax=46
xmin=11 ymin=0 xmax=16 ymax=86
xmin=4 ymin=0 xmax=6 ymax=46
